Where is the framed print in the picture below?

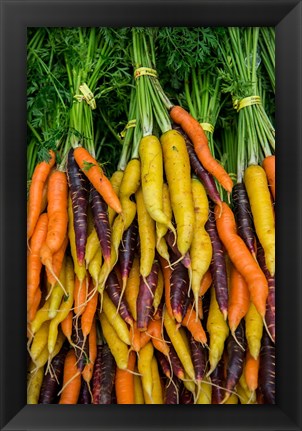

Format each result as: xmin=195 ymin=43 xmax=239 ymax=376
xmin=1 ymin=0 xmax=301 ymax=430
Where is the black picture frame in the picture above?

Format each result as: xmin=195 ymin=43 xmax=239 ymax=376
xmin=1 ymin=0 xmax=301 ymax=430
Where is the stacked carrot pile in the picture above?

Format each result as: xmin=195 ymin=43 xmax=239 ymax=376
xmin=27 ymin=27 xmax=275 ymax=405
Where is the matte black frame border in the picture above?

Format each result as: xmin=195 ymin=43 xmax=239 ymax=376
xmin=0 ymin=1 xmax=301 ymax=430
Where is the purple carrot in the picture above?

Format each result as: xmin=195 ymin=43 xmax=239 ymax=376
xmin=71 ymin=317 xmax=89 ymax=372
xmin=232 ymin=182 xmax=257 ymax=258
xmin=90 ymin=184 xmax=111 ymax=264
xmin=39 ymin=344 xmax=69 ymax=404
xmin=257 ymin=242 xmax=275 ymax=343
xmin=205 ymin=203 xmax=228 ymax=319
xmin=168 ymin=342 xmax=185 ymax=380
xmin=211 ymin=356 xmax=226 ymax=404
xmin=67 ymin=148 xmax=89 ymax=265
xmin=156 ymin=350 xmax=171 ymax=378
xmin=118 ymin=216 xmax=138 ymax=286
xmin=78 ymin=379 xmax=91 ymax=404
xmin=164 ymin=375 xmax=181 ymax=404
xmin=259 ymin=331 xmax=275 ymax=404
xmin=136 ymin=260 xmax=159 ymax=331
xmin=170 ymin=252 xmax=190 ymax=323
xmin=189 ymin=332 xmax=207 ymax=382
xmin=223 ymin=321 xmax=246 ymax=401
xmin=105 ymin=269 xmax=133 ymax=325
xmin=173 ymin=124 xmax=222 ymax=206
xmin=165 ymin=229 xmax=191 ymax=268
xmin=92 ymin=344 xmax=116 ymax=404
xmin=179 ymin=384 xmax=194 ymax=404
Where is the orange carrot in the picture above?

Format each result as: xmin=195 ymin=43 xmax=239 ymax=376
xmin=169 ymin=106 xmax=233 ymax=193
xmin=44 ymin=170 xmax=68 ymax=254
xmin=139 ymin=331 xmax=151 ymax=350
xmin=182 ymin=305 xmax=207 ymax=345
xmin=262 ymin=155 xmax=275 ymax=201
xmin=244 ymin=350 xmax=260 ymax=392
xmin=82 ymin=318 xmax=97 ymax=384
xmin=115 ymin=351 xmax=136 ymax=404
xmin=59 ymin=349 xmax=81 ymax=404
xmin=73 ymin=146 xmax=122 ymax=214
xmin=28 ymin=287 xmax=42 ymax=322
xmin=159 ymin=257 xmax=173 ymax=318
xmin=61 ymin=311 xmax=73 ymax=344
xmin=199 ymin=270 xmax=212 ymax=297
xmin=27 ymin=213 xmax=48 ymax=312
xmin=45 ymin=235 xmax=68 ymax=287
xmin=130 ymin=322 xmax=141 ymax=353
xmin=81 ymin=281 xmax=98 ymax=338
xmin=228 ymin=264 xmax=250 ymax=334
xmin=214 ymin=203 xmax=268 ymax=318
xmin=27 ymin=150 xmax=55 ymax=240
xmin=146 ymin=319 xmax=170 ymax=356
xmin=74 ymin=275 xmax=88 ymax=317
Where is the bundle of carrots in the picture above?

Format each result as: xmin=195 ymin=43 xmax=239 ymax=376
xmin=27 ymin=27 xmax=275 ymax=405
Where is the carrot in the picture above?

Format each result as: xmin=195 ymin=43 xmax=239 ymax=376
xmin=164 ymin=375 xmax=181 ymax=404
xmin=115 ymin=350 xmax=136 ymax=404
xmin=118 ymin=158 xmax=141 ymax=230
xmin=119 ymin=217 xmax=138 ymax=295
xmin=174 ymin=124 xmax=222 ymax=206
xmin=136 ymin=261 xmax=159 ymax=331
xmin=214 ymin=202 xmax=268 ymax=318
xmin=45 ymin=236 xmax=68 ymax=288
xmin=129 ymin=322 xmax=141 ymax=352
xmin=196 ymin=377 xmax=212 ymax=404
xmin=163 ymin=309 xmax=195 ymax=381
xmin=33 ymin=329 xmax=66 ymax=370
xmin=152 ymin=265 xmax=164 ymax=316
xmin=228 ymin=264 xmax=250 ymax=336
xmin=146 ymin=319 xmax=169 ymax=356
xmin=190 ymin=178 xmax=212 ymax=313
xmin=27 ymin=362 xmax=44 ymax=404
xmin=134 ymin=373 xmax=145 ymax=404
xmin=139 ymin=135 xmax=176 ymax=238
xmin=88 ymin=247 xmax=102 ymax=288
xmin=155 ymin=183 xmax=172 ymax=262
xmin=99 ymin=312 xmax=129 ymax=370
xmin=199 ymin=270 xmax=212 ymax=297
xmin=232 ymin=183 xmax=257 ymax=259
xmin=44 ymin=170 xmax=68 ymax=254
xmin=169 ymin=105 xmax=233 ymax=193
xmin=206 ymin=287 xmax=229 ymax=376
xmin=61 ymin=311 xmax=73 ymax=344
xmin=137 ymin=341 xmax=154 ymax=400
xmin=27 ymin=213 xmax=48 ymax=313
xmin=82 ymin=318 xmax=97 ymax=385
xmin=182 ymin=305 xmax=207 ymax=345
xmin=67 ymin=148 xmax=89 ymax=265
xmin=124 ymin=255 xmax=140 ymax=321
xmin=259 ymin=331 xmax=275 ymax=404
xmin=206 ymin=205 xmax=228 ymax=319
xmin=159 ymin=257 xmax=173 ymax=319
xmin=90 ymin=184 xmax=111 ymax=264
xmin=30 ymin=298 xmax=51 ymax=335
xmin=105 ymin=270 xmax=133 ymax=326
xmin=92 ymin=344 xmax=116 ymax=404
xmin=244 ymin=165 xmax=275 ymax=276
xmin=102 ymin=291 xmax=131 ymax=345
xmin=135 ymin=186 xmax=156 ymax=278
xmin=58 ymin=349 xmax=81 ymax=404
xmin=160 ymin=129 xmax=195 ymax=256
xmin=73 ymin=146 xmax=122 ymax=214
xmin=74 ymin=275 xmax=88 ymax=317
xmin=27 ymin=149 xmax=55 ymax=240
xmin=85 ymin=228 xmax=100 ymax=268
xmin=48 ymin=257 xmax=74 ymax=354
xmin=68 ymin=196 xmax=86 ymax=283
xmin=144 ymin=356 xmax=164 ymax=404
xmin=30 ymin=320 xmax=50 ymax=361
xmin=244 ymin=350 xmax=260 ymax=393
xmin=170 ymin=254 xmax=190 ymax=323
xmin=81 ymin=281 xmax=98 ymax=338
xmin=245 ymin=302 xmax=263 ymax=360
xmin=262 ymin=155 xmax=275 ymax=201
xmin=28 ymin=287 xmax=42 ymax=323
xmin=47 ymin=257 xmax=67 ymax=319
xmin=108 ymin=170 xmax=124 ymax=226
